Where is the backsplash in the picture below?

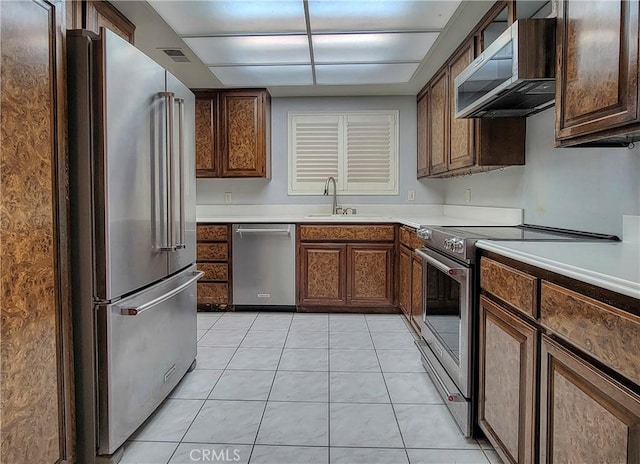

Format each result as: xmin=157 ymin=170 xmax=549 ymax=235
xmin=437 ymin=108 xmax=640 ymax=238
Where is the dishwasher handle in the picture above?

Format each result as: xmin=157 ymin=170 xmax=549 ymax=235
xmin=236 ymin=226 xmax=292 ymax=237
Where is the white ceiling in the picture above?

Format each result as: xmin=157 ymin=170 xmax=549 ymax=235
xmin=147 ymin=0 xmax=460 ymax=86
xmin=112 ymin=0 xmax=496 ymax=96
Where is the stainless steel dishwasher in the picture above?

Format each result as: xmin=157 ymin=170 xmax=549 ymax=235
xmin=232 ymin=224 xmax=296 ymax=309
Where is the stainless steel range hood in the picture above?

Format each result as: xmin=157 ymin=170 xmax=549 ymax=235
xmin=454 ymin=18 xmax=556 ymax=118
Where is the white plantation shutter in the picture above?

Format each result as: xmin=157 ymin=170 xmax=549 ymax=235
xmin=289 ymin=111 xmax=398 ymax=195
xmin=344 ymin=113 xmax=397 ymax=193
xmin=289 ymin=114 xmax=341 ymax=194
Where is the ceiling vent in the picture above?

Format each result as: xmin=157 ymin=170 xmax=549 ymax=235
xmin=160 ymin=48 xmax=190 ymax=63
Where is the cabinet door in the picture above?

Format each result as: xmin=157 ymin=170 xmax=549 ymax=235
xmin=555 ymin=0 xmax=639 ymax=142
xmin=347 ymin=244 xmax=394 ymax=307
xmin=398 ymin=246 xmax=412 ymax=317
xmin=478 ymin=296 xmax=537 ymax=464
xmin=411 ymin=253 xmax=423 ymax=333
xmin=85 ymin=0 xmax=135 ymax=43
xmin=195 ymin=95 xmax=218 ymax=177
xmin=1 ymin=1 xmax=74 ymax=462
xmin=220 ymin=90 xmax=268 ymax=178
xmin=417 ymin=92 xmax=430 ymax=178
xmin=429 ymin=70 xmax=449 ymax=175
xmin=298 ymin=244 xmax=347 ymax=306
xmin=448 ymin=42 xmax=475 ymax=170
xmin=540 ymin=335 xmax=640 ymax=464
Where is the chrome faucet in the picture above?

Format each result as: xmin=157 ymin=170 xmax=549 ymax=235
xmin=323 ymin=176 xmax=339 ymax=214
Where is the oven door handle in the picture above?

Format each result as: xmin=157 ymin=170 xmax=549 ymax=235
xmin=415 ymin=249 xmax=467 ymax=277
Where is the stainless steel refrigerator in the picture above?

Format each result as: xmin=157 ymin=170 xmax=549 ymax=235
xmin=67 ymin=28 xmax=200 ymax=463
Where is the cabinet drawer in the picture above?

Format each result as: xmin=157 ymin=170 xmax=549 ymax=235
xmin=480 ymin=257 xmax=537 ymax=318
xmin=540 ymin=281 xmax=640 ymax=385
xmin=197 ymin=243 xmax=228 ymax=261
xmin=197 ymin=224 xmax=228 ymax=241
xmin=198 ymin=282 xmax=229 ymax=305
xmin=399 ymin=226 xmax=423 ymax=249
xmin=299 ymin=225 xmax=395 ymax=242
xmin=197 ymin=262 xmax=228 ymax=281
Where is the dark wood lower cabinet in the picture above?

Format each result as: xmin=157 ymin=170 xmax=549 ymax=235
xmin=398 ymin=246 xmax=412 ymax=317
xmin=478 ymin=296 xmax=537 ymax=464
xmin=539 ymin=335 xmax=640 ymax=464
xmin=197 ymin=224 xmax=232 ymax=310
xmin=298 ymin=244 xmax=347 ymax=306
xmin=348 ymin=244 xmax=394 ymax=307
xmin=410 ymin=253 xmax=423 ymax=332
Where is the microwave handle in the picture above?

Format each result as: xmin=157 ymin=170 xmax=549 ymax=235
xmin=415 ymin=249 xmax=467 ymax=277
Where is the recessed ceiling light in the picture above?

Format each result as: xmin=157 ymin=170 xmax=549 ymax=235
xmin=184 ymin=35 xmax=310 ymax=65
xmin=209 ymin=65 xmax=313 ymax=86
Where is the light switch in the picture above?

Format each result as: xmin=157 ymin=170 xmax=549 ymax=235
xmin=408 ymin=189 xmax=416 ymax=201
xmin=224 ymin=192 xmax=232 ymax=203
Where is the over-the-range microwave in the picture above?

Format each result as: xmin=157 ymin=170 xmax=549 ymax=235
xmin=454 ymin=18 xmax=556 ymax=119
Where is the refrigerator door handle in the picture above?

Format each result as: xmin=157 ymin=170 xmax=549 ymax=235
xmin=175 ymin=97 xmax=186 ymax=250
xmin=120 ymin=271 xmax=203 ymax=315
xmin=159 ymin=91 xmax=176 ymax=251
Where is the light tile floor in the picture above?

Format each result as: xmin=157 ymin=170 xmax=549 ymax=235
xmin=123 ymin=312 xmax=502 ymax=464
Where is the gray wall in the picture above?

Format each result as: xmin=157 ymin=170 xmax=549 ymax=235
xmin=437 ymin=108 xmax=640 ymax=237
xmin=196 ymin=96 xmax=444 ymax=205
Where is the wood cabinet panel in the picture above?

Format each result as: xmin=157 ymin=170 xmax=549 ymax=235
xmin=220 ymin=91 xmax=270 ymax=178
xmin=197 ymin=224 xmax=228 ymax=241
xmin=399 ymin=246 xmax=412 ymax=317
xmin=299 ymin=225 xmax=395 ymax=242
xmin=299 ymin=244 xmax=347 ymax=305
xmin=1 ymin=1 xmax=74 ymax=461
xmin=197 ymin=243 xmax=228 ymax=261
xmin=348 ymin=244 xmax=394 ymax=306
xmin=540 ymin=335 xmax=640 ymax=464
xmin=195 ymin=97 xmax=218 ymax=177
xmin=399 ymin=226 xmax=423 ymax=250
xmin=417 ymin=92 xmax=429 ymax=178
xmin=198 ymin=262 xmax=228 ymax=282
xmin=198 ymin=283 xmax=229 ymax=305
xmin=411 ymin=253 xmax=423 ymax=332
xmin=448 ymin=42 xmax=475 ymax=170
xmin=429 ymin=70 xmax=448 ymax=175
xmin=555 ymin=0 xmax=640 ymax=144
xmin=480 ymin=257 xmax=537 ymax=318
xmin=540 ymin=281 xmax=640 ymax=385
xmin=479 ymin=296 xmax=537 ymax=464
xmin=84 ymin=0 xmax=135 ymax=43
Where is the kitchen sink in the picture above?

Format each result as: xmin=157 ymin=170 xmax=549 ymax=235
xmin=304 ymin=213 xmax=391 ymax=219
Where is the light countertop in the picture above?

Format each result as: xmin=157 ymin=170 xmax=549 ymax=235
xmin=196 ymin=204 xmax=524 ymax=229
xmin=476 ymin=240 xmax=640 ymax=299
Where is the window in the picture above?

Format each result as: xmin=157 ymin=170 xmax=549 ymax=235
xmin=288 ymin=110 xmax=399 ymax=195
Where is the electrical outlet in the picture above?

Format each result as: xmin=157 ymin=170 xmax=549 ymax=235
xmin=224 ymin=192 xmax=232 ymax=203
xmin=408 ymin=189 xmax=416 ymax=201
xmin=465 ymin=189 xmax=471 ymax=203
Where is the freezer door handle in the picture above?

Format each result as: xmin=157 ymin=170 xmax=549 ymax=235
xmin=120 ymin=271 xmax=203 ymax=315
xmin=175 ymin=97 xmax=186 ymax=250
xmin=159 ymin=91 xmax=176 ymax=251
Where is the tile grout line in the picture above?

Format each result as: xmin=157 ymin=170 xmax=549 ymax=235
xmin=365 ymin=316 xmax=411 ymax=464
xmin=246 ymin=314 xmax=292 ymax=463
xmin=175 ymin=313 xmax=259 ymax=458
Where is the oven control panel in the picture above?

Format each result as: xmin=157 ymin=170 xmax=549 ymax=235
xmin=444 ymin=237 xmax=464 ymax=253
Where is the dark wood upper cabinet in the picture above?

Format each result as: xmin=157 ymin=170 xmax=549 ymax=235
xmin=448 ymin=42 xmax=475 ymax=171
xmin=418 ymin=1 xmax=525 ymax=179
xmin=195 ymin=92 xmax=218 ymax=178
xmin=194 ymin=89 xmax=271 ymax=179
xmin=220 ymin=90 xmax=271 ymax=178
xmin=84 ymin=0 xmax=135 ymax=43
xmin=429 ymin=69 xmax=449 ymax=175
xmin=417 ymin=91 xmax=429 ymax=177
xmin=555 ymin=0 xmax=640 ymax=146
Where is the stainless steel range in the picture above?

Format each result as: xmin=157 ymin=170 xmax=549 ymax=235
xmin=413 ymin=224 xmax=618 ymax=437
